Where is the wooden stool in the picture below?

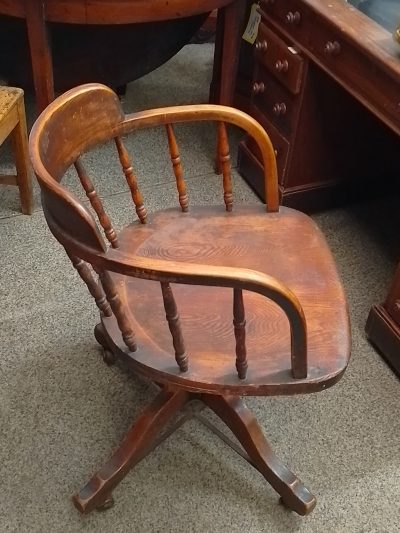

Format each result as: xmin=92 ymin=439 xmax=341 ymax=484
xmin=0 ymin=87 xmax=32 ymax=214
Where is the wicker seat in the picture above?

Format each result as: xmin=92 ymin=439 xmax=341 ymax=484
xmin=0 ymin=87 xmax=32 ymax=214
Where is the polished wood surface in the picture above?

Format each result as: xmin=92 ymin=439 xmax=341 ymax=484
xmin=0 ymin=0 xmax=232 ymax=23
xmin=0 ymin=0 xmax=246 ymax=110
xmin=108 ymin=204 xmax=348 ymax=394
xmin=0 ymin=87 xmax=32 ymax=214
xmin=30 ymin=83 xmax=350 ymax=515
xmin=234 ymin=0 xmax=400 ymax=211
xmin=0 ymin=12 xmax=207 ymax=103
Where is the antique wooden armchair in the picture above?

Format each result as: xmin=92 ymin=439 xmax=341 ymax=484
xmin=29 ymin=84 xmax=350 ymax=516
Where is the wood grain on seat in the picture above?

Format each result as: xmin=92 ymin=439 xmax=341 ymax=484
xmin=107 ymin=205 xmax=349 ymax=395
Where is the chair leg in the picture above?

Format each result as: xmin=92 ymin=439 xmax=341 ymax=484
xmin=72 ymin=388 xmax=190 ymax=514
xmin=202 ymin=394 xmax=317 ymax=516
xmin=10 ymin=98 xmax=32 ymax=215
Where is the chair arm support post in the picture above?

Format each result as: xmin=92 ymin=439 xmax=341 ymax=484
xmin=102 ymin=251 xmax=308 ymax=379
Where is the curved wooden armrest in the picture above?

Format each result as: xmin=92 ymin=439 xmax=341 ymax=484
xmin=102 ymin=250 xmax=307 ymax=379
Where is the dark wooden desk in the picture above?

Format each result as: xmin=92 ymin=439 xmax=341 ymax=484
xmin=233 ymin=0 xmax=400 ymax=374
xmin=235 ymin=0 xmax=400 ymax=210
xmin=0 ymin=0 xmax=246 ymax=111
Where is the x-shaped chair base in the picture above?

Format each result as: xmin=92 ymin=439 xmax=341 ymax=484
xmin=72 ymin=325 xmax=316 ymax=516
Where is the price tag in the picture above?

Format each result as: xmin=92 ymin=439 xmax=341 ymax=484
xmin=242 ymin=3 xmax=261 ymax=45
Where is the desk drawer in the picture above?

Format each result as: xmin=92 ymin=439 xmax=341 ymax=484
xmin=252 ymin=66 xmax=299 ymax=137
xmin=247 ymin=119 xmax=290 ymax=184
xmin=260 ymin=0 xmax=303 ymax=30
xmin=305 ymin=27 xmax=400 ymax=131
xmin=255 ymin=22 xmax=304 ymax=94
xmin=260 ymin=0 xmax=400 ymax=134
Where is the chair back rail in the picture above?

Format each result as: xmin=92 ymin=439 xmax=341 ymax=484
xmin=66 ymin=249 xmax=112 ymax=317
xmin=165 ymin=123 xmax=189 ymax=212
xmin=114 ymin=136 xmax=148 ymax=224
xmin=95 ymin=268 xmax=137 ymax=352
xmin=217 ymin=121 xmax=233 ymax=212
xmin=74 ymin=159 xmax=119 ymax=248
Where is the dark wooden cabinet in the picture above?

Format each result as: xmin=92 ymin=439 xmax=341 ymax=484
xmin=234 ymin=0 xmax=400 ymax=211
xmin=367 ymin=264 xmax=400 ymax=376
xmin=233 ymin=0 xmax=400 ymax=374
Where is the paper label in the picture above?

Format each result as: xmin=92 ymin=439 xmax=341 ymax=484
xmin=242 ymin=3 xmax=261 ymax=45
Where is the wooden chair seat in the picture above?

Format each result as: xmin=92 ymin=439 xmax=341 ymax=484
xmin=108 ymin=205 xmax=349 ymax=395
xmin=29 ymin=84 xmax=351 ymax=517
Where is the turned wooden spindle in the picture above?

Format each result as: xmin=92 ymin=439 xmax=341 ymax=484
xmin=233 ymin=288 xmax=247 ymax=379
xmin=74 ymin=160 xmax=119 ymax=248
xmin=96 ymin=268 xmax=137 ymax=352
xmin=114 ymin=136 xmax=147 ymax=224
xmin=214 ymin=135 xmax=222 ymax=175
xmin=165 ymin=124 xmax=189 ymax=212
xmin=160 ymin=282 xmax=188 ymax=372
xmin=217 ymin=122 xmax=233 ymax=212
xmin=66 ymin=251 xmax=112 ymax=317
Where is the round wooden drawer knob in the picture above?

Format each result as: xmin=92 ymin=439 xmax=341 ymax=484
xmin=252 ymin=82 xmax=266 ymax=95
xmin=286 ymin=11 xmax=301 ymax=25
xmin=324 ymin=40 xmax=341 ymax=55
xmin=275 ymin=59 xmax=289 ymax=72
xmin=273 ymin=103 xmax=287 ymax=116
xmin=255 ymin=40 xmax=268 ymax=52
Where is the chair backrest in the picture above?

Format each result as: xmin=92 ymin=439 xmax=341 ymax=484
xmin=29 ymin=84 xmax=307 ymax=381
xmin=30 ymin=82 xmax=281 ymax=257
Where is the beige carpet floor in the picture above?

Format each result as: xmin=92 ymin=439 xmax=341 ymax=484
xmin=1 ymin=44 xmax=400 ymax=533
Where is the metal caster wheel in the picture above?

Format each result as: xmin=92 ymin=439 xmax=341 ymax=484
xmin=102 ymin=349 xmax=117 ymax=366
xmin=96 ymin=495 xmax=115 ymax=512
xmin=279 ymin=496 xmax=288 ymax=508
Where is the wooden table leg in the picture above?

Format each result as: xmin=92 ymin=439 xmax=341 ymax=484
xmin=210 ymin=0 xmax=247 ymax=106
xmin=10 ymin=96 xmax=33 ymax=214
xmin=25 ymin=0 xmax=55 ymax=112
